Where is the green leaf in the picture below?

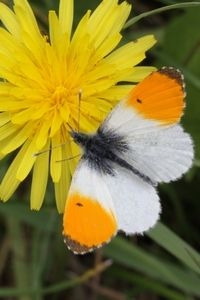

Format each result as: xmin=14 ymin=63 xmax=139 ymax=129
xmin=103 ymin=237 xmax=200 ymax=296
xmin=0 ymin=202 xmax=58 ymax=232
xmin=147 ymin=222 xmax=200 ymax=274
xmin=109 ymin=267 xmax=187 ymax=300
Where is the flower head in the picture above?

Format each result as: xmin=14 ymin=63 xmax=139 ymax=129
xmin=0 ymin=0 xmax=156 ymax=211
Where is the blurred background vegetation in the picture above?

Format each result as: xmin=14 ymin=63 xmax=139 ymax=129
xmin=0 ymin=0 xmax=200 ymax=299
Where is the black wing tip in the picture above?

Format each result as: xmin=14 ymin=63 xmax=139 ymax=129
xmin=159 ymin=66 xmax=185 ymax=92
xmin=63 ymin=235 xmax=94 ymax=255
xmin=63 ymin=233 xmax=116 ymax=255
xmin=63 ymin=235 xmax=108 ymax=255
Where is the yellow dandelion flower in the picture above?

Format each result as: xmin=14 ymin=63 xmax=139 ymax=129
xmin=0 ymin=0 xmax=156 ymax=212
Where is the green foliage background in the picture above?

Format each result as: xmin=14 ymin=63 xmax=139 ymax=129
xmin=0 ymin=0 xmax=200 ymax=299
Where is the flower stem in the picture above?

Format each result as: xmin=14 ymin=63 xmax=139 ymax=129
xmin=0 ymin=258 xmax=112 ymax=297
xmin=124 ymin=2 xmax=200 ymax=29
xmin=7 ymin=217 xmax=31 ymax=300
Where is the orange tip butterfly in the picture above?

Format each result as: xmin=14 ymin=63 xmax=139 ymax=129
xmin=63 ymin=67 xmax=194 ymax=254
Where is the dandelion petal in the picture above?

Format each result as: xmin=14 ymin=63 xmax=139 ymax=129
xmin=31 ymin=141 xmax=50 ymax=210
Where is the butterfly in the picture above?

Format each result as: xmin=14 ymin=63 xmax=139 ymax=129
xmin=62 ymin=67 xmax=194 ymax=254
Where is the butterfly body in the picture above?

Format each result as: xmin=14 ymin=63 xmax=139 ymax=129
xmin=70 ymin=128 xmax=154 ymax=185
xmin=70 ymin=128 xmax=128 ymax=175
xmin=63 ymin=67 xmax=194 ymax=254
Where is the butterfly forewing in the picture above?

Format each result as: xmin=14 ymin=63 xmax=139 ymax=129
xmin=63 ymin=161 xmax=118 ymax=254
xmin=102 ymin=67 xmax=194 ymax=184
xmin=126 ymin=67 xmax=185 ymax=125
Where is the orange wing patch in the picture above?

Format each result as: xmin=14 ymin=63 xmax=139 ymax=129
xmin=126 ymin=67 xmax=185 ymax=125
xmin=63 ymin=193 xmax=117 ymax=254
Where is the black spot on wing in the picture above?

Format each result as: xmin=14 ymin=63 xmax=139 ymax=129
xmin=76 ymin=202 xmax=83 ymax=207
xmin=137 ymin=98 xmax=142 ymax=104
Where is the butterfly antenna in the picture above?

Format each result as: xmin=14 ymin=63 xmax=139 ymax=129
xmin=56 ymin=153 xmax=81 ymax=163
xmin=33 ymin=143 xmax=66 ymax=157
xmin=66 ymin=89 xmax=82 ymax=134
xmin=77 ymin=89 xmax=82 ymax=132
xmin=66 ymin=122 xmax=74 ymax=132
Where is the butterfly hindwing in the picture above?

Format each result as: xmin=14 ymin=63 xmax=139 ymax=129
xmin=124 ymin=124 xmax=193 ymax=183
xmin=106 ymin=166 xmax=161 ymax=234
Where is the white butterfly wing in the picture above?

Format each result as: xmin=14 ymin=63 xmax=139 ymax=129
xmin=63 ymin=159 xmax=160 ymax=254
xmin=106 ymin=166 xmax=161 ymax=234
xmin=63 ymin=160 xmax=118 ymax=254
xmin=102 ymin=68 xmax=194 ymax=184
xmin=125 ymin=124 xmax=193 ymax=183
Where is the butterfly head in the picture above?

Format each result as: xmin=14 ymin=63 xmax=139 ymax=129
xmin=70 ymin=130 xmax=89 ymax=147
